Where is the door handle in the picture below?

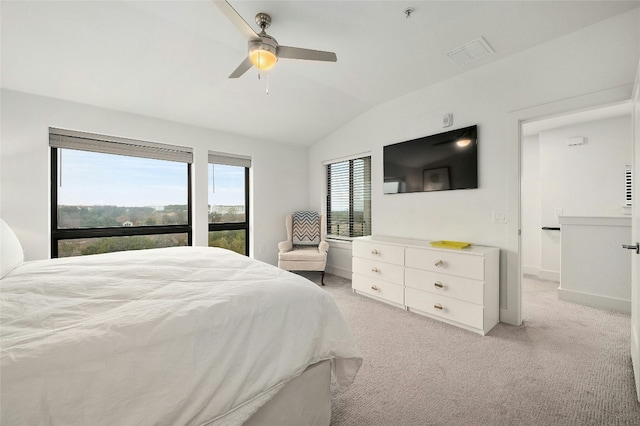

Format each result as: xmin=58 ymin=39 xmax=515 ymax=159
xmin=622 ymin=243 xmax=640 ymax=254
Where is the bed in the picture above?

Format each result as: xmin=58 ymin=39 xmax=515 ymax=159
xmin=0 ymin=220 xmax=362 ymax=425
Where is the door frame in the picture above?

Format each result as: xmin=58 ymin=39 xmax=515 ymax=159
xmin=630 ymin=63 xmax=640 ymax=402
xmin=504 ymin=84 xmax=634 ymax=326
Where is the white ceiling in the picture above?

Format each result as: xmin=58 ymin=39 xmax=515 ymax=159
xmin=2 ymin=1 xmax=639 ymax=146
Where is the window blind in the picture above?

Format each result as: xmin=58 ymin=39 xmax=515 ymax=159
xmin=49 ymin=128 xmax=193 ymax=163
xmin=208 ymin=151 xmax=252 ymax=168
xmin=327 ymin=156 xmax=371 ymax=238
xmin=626 ymin=164 xmax=632 ymax=207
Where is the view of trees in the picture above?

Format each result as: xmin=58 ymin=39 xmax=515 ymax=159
xmin=58 ymin=205 xmax=188 ymax=228
xmin=208 ymin=206 xmax=245 ymax=224
xmin=57 ymin=205 xmax=247 ymax=257
xmin=208 ymin=230 xmax=246 ymax=255
xmin=58 ymin=234 xmax=188 ymax=258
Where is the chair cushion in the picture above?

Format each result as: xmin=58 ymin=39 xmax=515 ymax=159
xmin=292 ymin=211 xmax=320 ymax=246
xmin=279 ymin=247 xmax=325 ymax=262
xmin=278 ymin=259 xmax=326 ymax=272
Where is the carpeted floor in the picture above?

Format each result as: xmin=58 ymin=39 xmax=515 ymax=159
xmin=299 ymin=272 xmax=640 ymax=425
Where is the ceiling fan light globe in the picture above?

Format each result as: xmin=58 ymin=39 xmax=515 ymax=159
xmin=248 ymin=39 xmax=278 ymax=71
xmin=249 ymin=49 xmax=277 ymax=70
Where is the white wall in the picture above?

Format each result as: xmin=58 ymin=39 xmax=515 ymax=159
xmin=309 ymin=9 xmax=640 ymax=324
xmin=540 ymin=116 xmax=632 ymax=219
xmin=0 ymin=89 xmax=309 ymax=265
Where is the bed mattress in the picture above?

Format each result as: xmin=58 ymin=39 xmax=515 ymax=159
xmin=0 ymin=246 xmax=361 ymax=425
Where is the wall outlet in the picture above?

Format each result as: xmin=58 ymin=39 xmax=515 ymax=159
xmin=554 ymin=208 xmax=563 ymax=217
xmin=492 ymin=210 xmax=508 ymax=224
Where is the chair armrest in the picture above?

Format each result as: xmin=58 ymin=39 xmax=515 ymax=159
xmin=278 ymin=241 xmax=293 ymax=253
xmin=318 ymin=241 xmax=329 ymax=253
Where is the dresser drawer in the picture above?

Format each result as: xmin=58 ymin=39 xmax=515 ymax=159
xmin=353 ymin=240 xmax=404 ymax=265
xmin=405 ymin=247 xmax=484 ymax=280
xmin=352 ymin=273 xmax=404 ymax=305
xmin=352 ymin=257 xmax=404 ymax=285
xmin=405 ymin=288 xmax=484 ymax=330
xmin=405 ymin=268 xmax=484 ymax=305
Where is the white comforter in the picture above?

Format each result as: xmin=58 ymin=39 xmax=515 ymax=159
xmin=0 ymin=247 xmax=361 ymax=425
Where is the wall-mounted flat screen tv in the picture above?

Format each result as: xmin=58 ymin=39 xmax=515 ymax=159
xmin=383 ymin=125 xmax=478 ymax=194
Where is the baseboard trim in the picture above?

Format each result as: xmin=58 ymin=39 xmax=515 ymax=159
xmin=325 ymin=265 xmax=351 ymax=280
xmin=521 ymin=266 xmax=539 ymax=277
xmin=539 ymin=269 xmax=560 ymax=282
xmin=557 ymin=288 xmax=630 ymax=313
xmin=500 ymin=308 xmax=521 ymax=326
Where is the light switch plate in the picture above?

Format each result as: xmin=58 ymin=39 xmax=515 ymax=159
xmin=492 ymin=210 xmax=507 ymax=224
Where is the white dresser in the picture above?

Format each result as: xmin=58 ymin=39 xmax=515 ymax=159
xmin=352 ymin=236 xmax=500 ymax=335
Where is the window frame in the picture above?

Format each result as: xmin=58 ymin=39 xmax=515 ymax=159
xmin=207 ymin=162 xmax=250 ymax=256
xmin=326 ymin=155 xmax=372 ymax=240
xmin=50 ymin=146 xmax=193 ymax=258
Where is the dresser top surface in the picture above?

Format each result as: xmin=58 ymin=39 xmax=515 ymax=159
xmin=355 ymin=235 xmax=499 ymax=255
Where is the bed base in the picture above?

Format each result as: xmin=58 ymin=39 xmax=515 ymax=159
xmin=244 ymin=360 xmax=332 ymax=426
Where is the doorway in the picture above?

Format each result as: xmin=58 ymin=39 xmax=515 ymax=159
xmin=503 ymin=85 xmax=632 ymax=326
xmin=519 ymin=102 xmax=633 ymax=320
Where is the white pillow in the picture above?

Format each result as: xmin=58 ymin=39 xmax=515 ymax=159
xmin=1 ymin=219 xmax=24 ymax=278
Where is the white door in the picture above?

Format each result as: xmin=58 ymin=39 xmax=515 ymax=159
xmin=630 ymin=65 xmax=640 ymax=402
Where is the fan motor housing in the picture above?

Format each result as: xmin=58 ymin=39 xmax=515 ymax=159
xmin=248 ymin=34 xmax=278 ymax=57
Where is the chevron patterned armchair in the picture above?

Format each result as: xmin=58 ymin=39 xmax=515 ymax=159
xmin=278 ymin=211 xmax=329 ymax=285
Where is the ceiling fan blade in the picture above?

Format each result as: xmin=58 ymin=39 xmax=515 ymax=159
xmin=212 ymin=0 xmax=259 ymax=41
xmin=228 ymin=56 xmax=253 ymax=78
xmin=278 ymin=46 xmax=337 ymax=62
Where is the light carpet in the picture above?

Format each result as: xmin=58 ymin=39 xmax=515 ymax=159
xmin=298 ymin=272 xmax=640 ymax=425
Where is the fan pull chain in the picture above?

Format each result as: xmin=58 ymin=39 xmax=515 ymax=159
xmin=258 ymin=70 xmax=269 ymax=94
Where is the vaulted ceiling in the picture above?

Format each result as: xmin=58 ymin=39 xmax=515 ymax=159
xmin=2 ymin=1 xmax=638 ymax=145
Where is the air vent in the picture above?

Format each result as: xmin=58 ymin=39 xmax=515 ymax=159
xmin=567 ymin=136 xmax=586 ymax=146
xmin=447 ymin=37 xmax=495 ymax=66
xmin=626 ymin=165 xmax=632 ymax=207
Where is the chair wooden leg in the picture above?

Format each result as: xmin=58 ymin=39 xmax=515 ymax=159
xmin=321 ymin=271 xmax=325 ymax=286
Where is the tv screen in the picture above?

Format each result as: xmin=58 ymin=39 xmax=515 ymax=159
xmin=383 ymin=125 xmax=478 ymax=194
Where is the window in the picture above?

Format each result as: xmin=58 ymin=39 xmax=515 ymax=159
xmin=50 ymin=128 xmax=192 ymax=258
xmin=208 ymin=151 xmax=251 ymax=255
xmin=326 ymin=155 xmax=371 ymax=238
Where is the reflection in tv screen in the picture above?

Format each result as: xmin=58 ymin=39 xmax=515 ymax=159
xmin=383 ymin=125 xmax=478 ymax=194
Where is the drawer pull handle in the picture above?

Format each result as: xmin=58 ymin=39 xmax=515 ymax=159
xmin=434 ymin=303 xmax=443 ymax=310
xmin=434 ymin=282 xmax=444 ymax=289
xmin=371 ymin=267 xmax=379 ymax=273
xmin=371 ymin=285 xmax=379 ymax=291
xmin=434 ymin=259 xmax=444 ymax=267
xmin=371 ymin=249 xmax=379 ymax=255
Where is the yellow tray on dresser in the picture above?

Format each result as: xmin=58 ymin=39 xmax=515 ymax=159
xmin=429 ymin=240 xmax=471 ymax=250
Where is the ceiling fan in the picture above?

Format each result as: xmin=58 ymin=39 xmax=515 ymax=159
xmin=213 ymin=0 xmax=337 ymax=78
